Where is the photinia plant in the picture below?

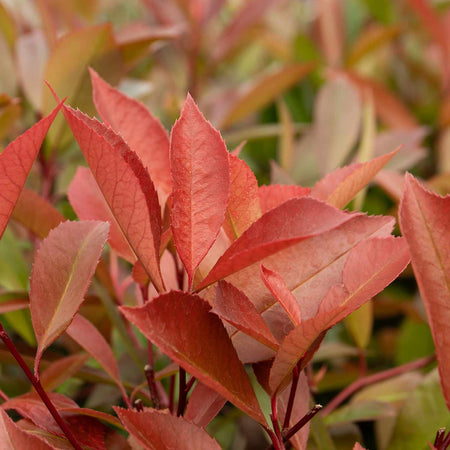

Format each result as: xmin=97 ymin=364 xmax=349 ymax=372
xmin=1 ymin=67 xmax=449 ymax=449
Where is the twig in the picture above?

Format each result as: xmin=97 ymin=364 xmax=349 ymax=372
xmin=0 ymin=322 xmax=82 ymax=450
xmin=321 ymin=355 xmax=435 ymax=417
xmin=144 ymin=364 xmax=161 ymax=409
xmin=283 ymin=404 xmax=323 ymax=442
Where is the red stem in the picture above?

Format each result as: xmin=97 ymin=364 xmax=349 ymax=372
xmin=321 ymin=355 xmax=435 ymax=417
xmin=270 ymin=394 xmax=283 ymax=448
xmin=283 ymin=404 xmax=323 ymax=442
xmin=169 ymin=375 xmax=175 ymax=414
xmin=283 ymin=365 xmax=300 ymax=430
xmin=0 ymin=323 xmax=82 ymax=450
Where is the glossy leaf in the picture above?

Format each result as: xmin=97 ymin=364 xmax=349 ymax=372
xmin=399 ymin=174 xmax=450 ymax=409
xmin=90 ymin=69 xmax=172 ymax=202
xmin=30 ymin=220 xmax=109 ymax=374
xmin=0 ymin=408 xmax=53 ymax=449
xmin=115 ymin=407 xmax=221 ymax=450
xmin=269 ymin=237 xmax=409 ymax=392
xmin=196 ymin=197 xmax=357 ymax=290
xmin=40 ymin=353 xmax=89 ymax=391
xmin=311 ymin=149 xmax=399 ymax=209
xmin=260 ymin=265 xmax=302 ymax=326
xmin=42 ymin=24 xmax=124 ymax=145
xmin=0 ymin=104 xmax=60 ymax=240
xmin=120 ymin=291 xmax=265 ymax=424
xmin=213 ymin=280 xmax=279 ymax=350
xmin=60 ymin=103 xmax=164 ymax=292
xmin=68 ymin=167 xmax=135 ymax=262
xmin=170 ymin=94 xmax=230 ymax=286
xmin=184 ymin=382 xmax=226 ymax=428
xmin=223 ymin=154 xmax=261 ymax=240
xmin=258 ymin=184 xmax=311 ymax=214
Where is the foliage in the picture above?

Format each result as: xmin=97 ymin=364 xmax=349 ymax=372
xmin=1 ymin=0 xmax=450 ymax=449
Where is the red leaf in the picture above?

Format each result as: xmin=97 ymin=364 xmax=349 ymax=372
xmin=196 ymin=197 xmax=357 ymax=290
xmin=0 ymin=408 xmax=53 ymax=449
xmin=68 ymin=167 xmax=135 ymax=262
xmin=399 ymin=174 xmax=450 ymax=409
xmin=260 ymin=265 xmax=302 ymax=326
xmin=184 ymin=382 xmax=226 ymax=428
xmin=223 ymin=154 xmax=261 ymax=240
xmin=66 ymin=314 xmax=125 ymax=394
xmin=0 ymin=104 xmax=60 ymax=240
xmin=2 ymin=393 xmax=107 ymax=450
xmin=170 ymin=94 xmax=230 ymax=286
xmin=60 ymin=103 xmax=164 ymax=292
xmin=12 ymin=188 xmax=65 ymax=238
xmin=30 ymin=221 xmax=109 ymax=374
xmin=269 ymin=237 xmax=409 ymax=393
xmin=120 ymin=291 xmax=265 ymax=424
xmin=259 ymin=184 xmax=311 ymax=214
xmin=90 ymin=69 xmax=172 ymax=203
xmin=213 ymin=280 xmax=279 ymax=350
xmin=225 ymin=213 xmax=395 ymax=363
xmin=40 ymin=353 xmax=89 ymax=391
xmin=115 ymin=407 xmax=221 ymax=450
xmin=311 ymin=149 xmax=399 ymax=209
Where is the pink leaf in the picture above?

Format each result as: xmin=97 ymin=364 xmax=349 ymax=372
xmin=311 ymin=149 xmax=399 ymax=209
xmin=0 ymin=408 xmax=53 ymax=449
xmin=213 ymin=280 xmax=279 ymax=350
xmin=269 ymin=237 xmax=409 ymax=393
xmin=120 ymin=291 xmax=265 ymax=424
xmin=68 ymin=167 xmax=135 ymax=262
xmin=223 ymin=154 xmax=261 ymax=240
xmin=60 ymin=103 xmax=164 ymax=292
xmin=90 ymin=69 xmax=171 ymax=203
xmin=184 ymin=382 xmax=226 ymax=428
xmin=30 ymin=221 xmax=109 ymax=375
xmin=170 ymin=94 xmax=230 ymax=286
xmin=399 ymin=173 xmax=450 ymax=409
xmin=0 ymin=104 xmax=61 ymax=240
xmin=260 ymin=265 xmax=302 ymax=326
xmin=66 ymin=314 xmax=125 ymax=394
xmin=259 ymin=184 xmax=311 ymax=214
xmin=196 ymin=197 xmax=357 ymax=290
xmin=115 ymin=407 xmax=221 ymax=450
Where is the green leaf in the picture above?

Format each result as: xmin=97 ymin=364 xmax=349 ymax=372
xmin=387 ymin=370 xmax=450 ymax=450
